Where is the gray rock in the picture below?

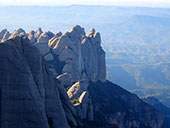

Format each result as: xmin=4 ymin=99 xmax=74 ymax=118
xmin=0 ymin=36 xmax=71 ymax=128
xmin=56 ymin=79 xmax=77 ymax=127
xmin=86 ymin=28 xmax=95 ymax=37
xmin=28 ymin=30 xmax=36 ymax=43
xmin=37 ymin=31 xmax=54 ymax=43
xmin=9 ymin=28 xmax=26 ymax=38
xmin=46 ymin=26 xmax=106 ymax=122
xmin=57 ymin=73 xmax=72 ymax=86
xmin=81 ymin=31 xmax=106 ymax=82
xmin=35 ymin=27 xmax=43 ymax=39
xmin=0 ymin=29 xmax=10 ymax=40
xmin=73 ymin=91 xmax=94 ymax=120
xmin=67 ymin=80 xmax=89 ymax=100
xmin=55 ymin=31 xmax=62 ymax=37
xmin=2 ymin=31 xmax=10 ymax=41
xmin=48 ymin=25 xmax=106 ymax=84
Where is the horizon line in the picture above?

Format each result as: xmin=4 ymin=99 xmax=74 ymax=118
xmin=0 ymin=4 xmax=170 ymax=9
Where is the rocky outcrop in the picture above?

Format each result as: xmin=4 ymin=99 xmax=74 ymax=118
xmin=0 ymin=26 xmax=106 ymax=123
xmin=67 ymin=80 xmax=93 ymax=120
xmin=9 ymin=28 xmax=26 ymax=38
xmin=67 ymin=80 xmax=89 ymax=100
xmin=35 ymin=28 xmax=43 ymax=39
xmin=37 ymin=31 xmax=54 ymax=43
xmin=27 ymin=28 xmax=43 ymax=43
xmin=74 ymin=91 xmax=94 ymax=121
xmin=36 ymin=26 xmax=163 ymax=127
xmin=28 ymin=30 xmax=36 ymax=43
xmin=0 ymin=26 xmax=164 ymax=128
xmin=0 ymin=26 xmax=106 ymax=83
xmin=45 ymin=25 xmax=106 ymax=121
xmin=48 ymin=25 xmax=106 ymax=83
xmin=81 ymin=30 xmax=106 ymax=82
xmin=0 ymin=36 xmax=76 ymax=128
xmin=0 ymin=29 xmax=10 ymax=41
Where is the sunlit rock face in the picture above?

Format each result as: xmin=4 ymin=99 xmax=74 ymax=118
xmin=0 ymin=36 xmax=76 ymax=128
xmin=48 ymin=25 xmax=106 ymax=83
xmin=37 ymin=31 xmax=54 ymax=43
xmin=9 ymin=28 xmax=26 ymax=39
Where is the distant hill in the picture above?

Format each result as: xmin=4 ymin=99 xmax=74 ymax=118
xmin=141 ymin=96 xmax=170 ymax=128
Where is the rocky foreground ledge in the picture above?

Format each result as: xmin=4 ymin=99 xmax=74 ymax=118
xmin=0 ymin=26 xmax=164 ymax=128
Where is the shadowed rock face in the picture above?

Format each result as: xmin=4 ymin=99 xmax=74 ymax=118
xmin=142 ymin=96 xmax=170 ymax=128
xmin=0 ymin=29 xmax=10 ymax=41
xmin=0 ymin=36 xmax=75 ymax=128
xmin=87 ymin=81 xmax=164 ymax=128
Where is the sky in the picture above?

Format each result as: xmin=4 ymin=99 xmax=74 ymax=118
xmin=1 ymin=0 xmax=170 ymax=7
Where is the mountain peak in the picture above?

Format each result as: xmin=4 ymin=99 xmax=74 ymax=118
xmin=87 ymin=28 xmax=95 ymax=37
xmin=9 ymin=28 xmax=26 ymax=39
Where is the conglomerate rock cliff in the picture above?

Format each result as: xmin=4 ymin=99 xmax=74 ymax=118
xmin=48 ymin=25 xmax=106 ymax=83
xmin=0 ymin=26 xmax=164 ymax=128
xmin=0 ymin=36 xmax=77 ymax=128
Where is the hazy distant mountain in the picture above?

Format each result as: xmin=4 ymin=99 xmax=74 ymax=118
xmin=0 ymin=5 xmax=170 ymax=107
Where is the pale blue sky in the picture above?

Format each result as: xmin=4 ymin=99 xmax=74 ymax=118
xmin=1 ymin=0 xmax=170 ymax=7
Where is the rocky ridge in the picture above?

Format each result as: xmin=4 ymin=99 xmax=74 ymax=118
xmin=142 ymin=96 xmax=170 ymax=128
xmin=0 ymin=36 xmax=77 ymax=128
xmin=0 ymin=26 xmax=164 ymax=128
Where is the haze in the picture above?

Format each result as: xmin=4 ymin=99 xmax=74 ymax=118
xmin=1 ymin=0 xmax=170 ymax=7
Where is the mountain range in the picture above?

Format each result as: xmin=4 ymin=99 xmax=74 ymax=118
xmin=0 ymin=25 xmax=165 ymax=128
xmin=0 ymin=5 xmax=169 ymax=107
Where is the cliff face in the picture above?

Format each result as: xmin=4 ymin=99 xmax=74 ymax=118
xmin=48 ymin=25 xmax=106 ymax=83
xmin=0 ymin=26 xmax=164 ymax=128
xmin=0 ymin=36 xmax=76 ymax=128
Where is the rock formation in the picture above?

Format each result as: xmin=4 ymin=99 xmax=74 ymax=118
xmin=35 ymin=27 xmax=43 ymax=39
xmin=9 ymin=28 xmax=26 ymax=38
xmin=28 ymin=30 xmax=36 ymax=43
xmin=37 ymin=31 xmax=54 ymax=43
xmin=0 ymin=26 xmax=164 ymax=128
xmin=0 ymin=36 xmax=77 ymax=128
xmin=48 ymin=25 xmax=106 ymax=83
xmin=0 ymin=29 xmax=10 ymax=41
